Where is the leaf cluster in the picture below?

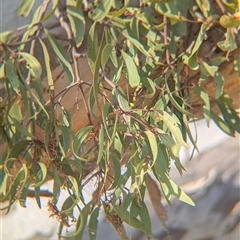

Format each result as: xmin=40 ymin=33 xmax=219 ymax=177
xmin=0 ymin=0 xmax=239 ymax=239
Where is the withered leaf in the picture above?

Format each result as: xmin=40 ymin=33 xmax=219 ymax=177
xmin=147 ymin=174 xmax=168 ymax=231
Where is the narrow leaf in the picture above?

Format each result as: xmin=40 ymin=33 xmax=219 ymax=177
xmin=18 ymin=0 xmax=36 ymax=17
xmin=19 ymin=52 xmax=42 ymax=80
xmin=5 ymin=58 xmax=20 ymax=92
xmin=122 ymin=51 xmax=140 ymax=88
xmin=34 ymin=162 xmax=47 ymax=187
xmin=91 ymin=0 xmax=114 ymax=22
xmin=67 ymin=6 xmax=85 ymax=47
xmin=143 ymin=130 xmax=158 ymax=166
xmin=44 ymin=28 xmax=74 ymax=83
xmin=73 ymin=126 xmax=93 ymax=160
xmin=39 ymin=38 xmax=54 ymax=91
xmin=88 ymin=207 xmax=100 ymax=240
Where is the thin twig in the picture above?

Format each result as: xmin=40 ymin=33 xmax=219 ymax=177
xmin=163 ymin=16 xmax=170 ymax=65
xmin=55 ymin=7 xmax=92 ymax=125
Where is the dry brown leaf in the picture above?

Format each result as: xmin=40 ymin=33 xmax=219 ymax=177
xmin=147 ymin=173 xmax=168 ymax=231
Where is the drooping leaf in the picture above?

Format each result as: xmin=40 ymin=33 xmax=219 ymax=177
xmin=101 ymin=44 xmax=113 ymax=69
xmin=34 ymin=162 xmax=47 ymax=188
xmin=214 ymin=72 xmax=224 ymax=99
xmin=139 ymin=201 xmax=152 ymax=237
xmin=67 ymin=203 xmax=90 ymax=239
xmin=19 ymin=52 xmax=42 ymax=80
xmin=156 ymin=110 xmax=188 ymax=151
xmin=114 ymin=205 xmax=149 ymax=236
xmin=210 ymin=111 xmax=235 ymax=136
xmin=67 ymin=6 xmax=85 ymax=47
xmin=12 ymin=118 xmax=33 ymax=138
xmin=143 ymin=130 xmax=158 ymax=166
xmin=68 ymin=176 xmax=80 ymax=197
xmin=216 ymin=93 xmax=240 ymax=133
xmin=88 ymin=206 xmax=100 ymax=240
xmin=73 ymin=126 xmax=93 ymax=160
xmin=18 ymin=0 xmax=36 ymax=17
xmin=194 ymin=87 xmax=211 ymax=126
xmin=44 ymin=28 xmax=74 ymax=83
xmin=5 ymin=58 xmax=20 ymax=92
xmin=122 ymin=51 xmax=140 ymax=88
xmin=87 ymin=22 xmax=98 ymax=72
xmin=9 ymin=140 xmax=31 ymax=158
xmin=39 ymin=38 xmax=54 ymax=91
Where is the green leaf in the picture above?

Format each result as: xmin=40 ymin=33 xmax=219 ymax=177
xmin=61 ymin=195 xmax=76 ymax=218
xmin=108 ymin=153 xmax=121 ymax=190
xmin=112 ymin=167 xmax=131 ymax=202
xmin=139 ymin=201 xmax=152 ymax=237
xmin=160 ymin=133 xmax=179 ymax=158
xmin=73 ymin=126 xmax=93 ymax=160
xmin=44 ymin=28 xmax=74 ymax=83
xmin=214 ymin=72 xmax=224 ymax=99
xmin=9 ymin=140 xmax=31 ymax=158
xmin=101 ymin=44 xmax=113 ymax=69
xmin=60 ymin=125 xmax=71 ymax=155
xmin=216 ymin=94 xmax=240 ymax=133
xmin=122 ymin=28 xmax=155 ymax=57
xmin=68 ymin=176 xmax=80 ymax=197
xmin=88 ymin=207 xmax=100 ymax=240
xmin=61 ymin=158 xmax=83 ymax=177
xmin=169 ymin=179 xmax=195 ymax=206
xmin=5 ymin=58 xmax=20 ymax=92
xmin=109 ymin=0 xmax=130 ymax=17
xmin=91 ymin=0 xmax=114 ymax=22
xmin=183 ymin=24 xmax=206 ymax=70
xmin=194 ymin=87 xmax=211 ymax=126
xmin=113 ymin=205 xmax=148 ymax=235
xmin=122 ymin=51 xmax=140 ymax=88
xmin=42 ymin=0 xmax=58 ymax=21
xmin=18 ymin=0 xmax=36 ymax=17
xmin=19 ymin=52 xmax=42 ymax=80
xmin=39 ymin=38 xmax=54 ymax=91
xmin=12 ymin=118 xmax=33 ymax=138
xmin=104 ymin=28 xmax=118 ymax=68
xmin=1 ymin=167 xmax=25 ymax=210
xmin=19 ymin=6 xmax=41 ymax=51
xmin=34 ymin=162 xmax=47 ymax=188
xmin=219 ymin=15 xmax=240 ymax=28
xmin=67 ymin=6 xmax=85 ymax=47
xmin=93 ymin=33 xmax=105 ymax=108
xmin=0 ymin=30 xmax=13 ymax=43
xmin=87 ymin=22 xmax=98 ymax=72
xmin=168 ymin=93 xmax=194 ymax=117
xmin=153 ymin=164 xmax=195 ymax=206
xmin=34 ymin=186 xmax=42 ymax=208
xmin=143 ymin=130 xmax=158 ymax=166
xmin=210 ymin=110 xmax=235 ymax=136
xmin=20 ymin=75 xmax=49 ymax=119
xmin=156 ymin=110 xmax=188 ymax=149
xmin=9 ymin=102 xmax=22 ymax=121
xmin=217 ymin=28 xmax=237 ymax=52
xmin=66 ymin=203 xmax=91 ymax=239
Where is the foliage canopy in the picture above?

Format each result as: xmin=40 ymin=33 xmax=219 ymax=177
xmin=0 ymin=0 xmax=239 ymax=239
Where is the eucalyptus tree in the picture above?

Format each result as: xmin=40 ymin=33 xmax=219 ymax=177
xmin=0 ymin=0 xmax=239 ymax=239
